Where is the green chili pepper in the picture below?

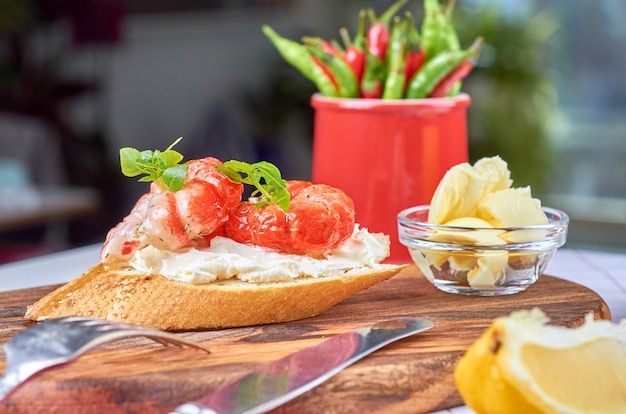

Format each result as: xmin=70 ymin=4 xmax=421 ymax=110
xmin=420 ymin=0 xmax=448 ymax=61
xmin=381 ymin=15 xmax=409 ymax=99
xmin=405 ymin=38 xmax=482 ymax=99
xmin=442 ymin=1 xmax=462 ymax=95
xmin=447 ymin=82 xmax=462 ymax=97
xmin=446 ymin=8 xmax=462 ymax=96
xmin=263 ymin=26 xmax=314 ymax=80
xmin=262 ymin=25 xmax=338 ymax=97
xmin=385 ymin=16 xmax=407 ymax=69
xmin=308 ymin=46 xmax=359 ymax=98
xmin=382 ymin=38 xmax=407 ymax=100
xmin=446 ymin=18 xmax=470 ymax=96
xmin=444 ymin=0 xmax=461 ymax=52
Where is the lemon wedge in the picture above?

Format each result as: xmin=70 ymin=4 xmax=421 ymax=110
xmin=455 ymin=309 xmax=626 ymax=414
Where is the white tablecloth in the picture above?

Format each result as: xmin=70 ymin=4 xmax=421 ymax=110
xmin=0 ymin=246 xmax=624 ymax=413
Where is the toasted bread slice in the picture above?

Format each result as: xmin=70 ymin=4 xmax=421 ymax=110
xmin=25 ymin=263 xmax=406 ymax=330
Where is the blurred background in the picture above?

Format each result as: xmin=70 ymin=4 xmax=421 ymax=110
xmin=0 ymin=0 xmax=624 ymax=264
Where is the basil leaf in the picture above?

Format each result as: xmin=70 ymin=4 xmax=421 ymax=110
xmin=118 ymin=138 xmax=188 ymax=191
xmin=120 ymin=147 xmax=144 ymax=176
xmin=216 ymin=160 xmax=291 ymax=211
xmin=162 ymin=164 xmax=189 ymax=191
xmin=161 ymin=150 xmax=184 ymax=168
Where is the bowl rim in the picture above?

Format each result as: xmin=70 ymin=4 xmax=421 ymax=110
xmin=397 ymin=205 xmax=569 ymax=232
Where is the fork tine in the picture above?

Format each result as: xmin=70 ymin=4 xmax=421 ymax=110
xmin=61 ymin=317 xmax=211 ymax=352
xmin=73 ymin=328 xmax=211 ymax=355
xmin=0 ymin=317 xmax=210 ymax=403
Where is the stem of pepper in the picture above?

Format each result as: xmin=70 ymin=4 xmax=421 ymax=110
xmin=340 ymin=26 xmax=352 ymax=48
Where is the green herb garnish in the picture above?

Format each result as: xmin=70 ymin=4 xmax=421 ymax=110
xmin=216 ymin=160 xmax=290 ymax=211
xmin=119 ymin=137 xmax=189 ymax=191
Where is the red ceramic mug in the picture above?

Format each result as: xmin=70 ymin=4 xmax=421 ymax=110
xmin=311 ymin=93 xmax=471 ymax=263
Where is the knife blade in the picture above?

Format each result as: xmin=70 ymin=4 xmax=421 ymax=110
xmin=171 ymin=317 xmax=434 ymax=414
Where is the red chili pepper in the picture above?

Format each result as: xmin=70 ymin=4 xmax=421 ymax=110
xmin=344 ymin=46 xmax=365 ymax=83
xmin=366 ymin=21 xmax=389 ymax=61
xmin=308 ymin=46 xmax=359 ymax=98
xmin=401 ymin=11 xmax=424 ymax=91
xmin=322 ymin=41 xmax=342 ymax=58
xmin=341 ymin=10 xmax=366 ymax=83
xmin=360 ymin=50 xmax=385 ymax=98
xmin=404 ymin=49 xmax=425 ymax=89
xmin=428 ymin=58 xmax=474 ymax=98
xmin=300 ymin=36 xmax=343 ymax=92
xmin=311 ymin=55 xmax=340 ymax=92
xmin=365 ymin=0 xmax=408 ymax=61
xmin=362 ymin=81 xmax=383 ymax=99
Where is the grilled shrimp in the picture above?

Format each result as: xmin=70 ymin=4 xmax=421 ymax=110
xmin=101 ymin=157 xmax=243 ymax=263
xmin=224 ymin=180 xmax=355 ymax=257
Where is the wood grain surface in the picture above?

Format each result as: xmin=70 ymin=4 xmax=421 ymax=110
xmin=0 ymin=266 xmax=611 ymax=414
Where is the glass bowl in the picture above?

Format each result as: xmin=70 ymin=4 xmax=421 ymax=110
xmin=397 ymin=205 xmax=569 ymax=296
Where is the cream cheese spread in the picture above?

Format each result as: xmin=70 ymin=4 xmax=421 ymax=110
xmin=128 ymin=225 xmax=388 ymax=284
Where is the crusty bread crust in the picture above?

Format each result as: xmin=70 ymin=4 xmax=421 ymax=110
xmin=25 ymin=263 xmax=406 ymax=330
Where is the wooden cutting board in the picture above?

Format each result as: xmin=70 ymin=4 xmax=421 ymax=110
xmin=0 ymin=266 xmax=611 ymax=414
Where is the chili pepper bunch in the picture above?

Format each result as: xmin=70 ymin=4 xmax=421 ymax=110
xmin=262 ymin=0 xmax=482 ymax=100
